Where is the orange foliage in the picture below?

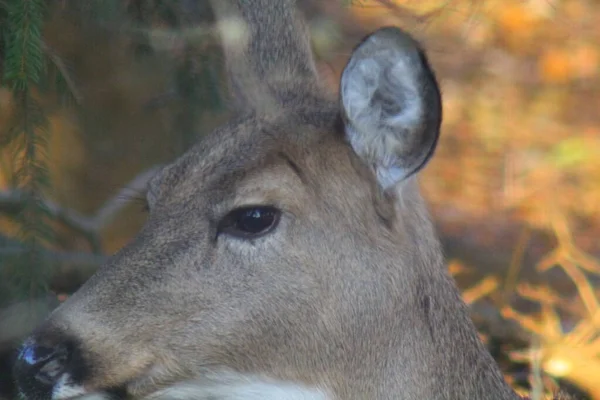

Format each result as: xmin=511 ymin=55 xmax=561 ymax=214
xmin=571 ymin=43 xmax=599 ymax=79
xmin=496 ymin=3 xmax=541 ymax=48
xmin=539 ymin=48 xmax=573 ymax=84
xmin=0 ymin=0 xmax=598 ymax=397
xmin=350 ymin=1 xmax=600 ymax=397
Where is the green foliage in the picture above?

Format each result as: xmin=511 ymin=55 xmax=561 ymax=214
xmin=0 ymin=0 xmax=225 ymax=304
xmin=1 ymin=0 xmax=52 ymax=302
xmin=2 ymin=0 xmax=46 ymax=90
xmin=549 ymin=138 xmax=595 ymax=170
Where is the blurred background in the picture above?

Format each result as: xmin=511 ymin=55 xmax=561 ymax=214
xmin=0 ymin=0 xmax=598 ymax=398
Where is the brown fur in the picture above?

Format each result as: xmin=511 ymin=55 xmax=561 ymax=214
xmin=14 ymin=1 xmax=555 ymax=399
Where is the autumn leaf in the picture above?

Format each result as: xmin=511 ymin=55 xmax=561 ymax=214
xmin=539 ymin=48 xmax=572 ymax=84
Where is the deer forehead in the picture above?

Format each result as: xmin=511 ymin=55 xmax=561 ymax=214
xmin=150 ymin=113 xmax=362 ymax=214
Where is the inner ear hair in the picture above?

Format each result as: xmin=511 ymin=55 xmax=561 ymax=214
xmin=339 ymin=26 xmax=442 ymax=190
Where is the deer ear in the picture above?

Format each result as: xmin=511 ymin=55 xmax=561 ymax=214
xmin=340 ymin=27 xmax=442 ymax=190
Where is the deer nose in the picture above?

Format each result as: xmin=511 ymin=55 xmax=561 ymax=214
xmin=13 ymin=338 xmax=70 ymax=399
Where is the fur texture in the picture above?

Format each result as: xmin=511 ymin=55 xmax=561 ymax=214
xmin=13 ymin=1 xmax=541 ymax=399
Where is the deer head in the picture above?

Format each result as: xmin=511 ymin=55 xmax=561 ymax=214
xmin=14 ymin=1 xmax=521 ymax=399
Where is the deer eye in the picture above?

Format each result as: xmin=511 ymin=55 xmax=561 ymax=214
xmin=218 ymin=206 xmax=281 ymax=239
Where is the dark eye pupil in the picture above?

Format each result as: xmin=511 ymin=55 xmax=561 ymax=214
xmin=219 ymin=205 xmax=281 ymax=239
xmin=237 ymin=208 xmax=276 ymax=233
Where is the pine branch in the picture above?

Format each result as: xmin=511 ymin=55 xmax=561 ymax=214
xmin=3 ymin=0 xmax=46 ymax=90
xmin=1 ymin=0 xmax=53 ymax=301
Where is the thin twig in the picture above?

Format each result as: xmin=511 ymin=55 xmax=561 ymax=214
xmin=503 ymin=227 xmax=531 ymax=304
xmin=41 ymin=42 xmax=84 ymax=105
xmin=0 ymin=189 xmax=99 ymax=251
xmin=0 ymin=166 xmax=161 ymax=253
xmin=92 ymin=166 xmax=160 ymax=231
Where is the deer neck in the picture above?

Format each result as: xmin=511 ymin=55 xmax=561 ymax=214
xmin=361 ymin=185 xmax=521 ymax=400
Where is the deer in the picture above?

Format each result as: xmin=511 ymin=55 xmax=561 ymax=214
xmin=11 ymin=1 xmax=571 ymax=399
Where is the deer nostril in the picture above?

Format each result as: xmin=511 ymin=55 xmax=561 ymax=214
xmin=14 ymin=339 xmax=70 ymax=399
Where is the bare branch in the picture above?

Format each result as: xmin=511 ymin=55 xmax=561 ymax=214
xmin=92 ymin=166 xmax=160 ymax=231
xmin=41 ymin=42 xmax=84 ymax=105
xmin=0 ymin=189 xmax=100 ymax=251
xmin=0 ymin=166 xmax=161 ymax=253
